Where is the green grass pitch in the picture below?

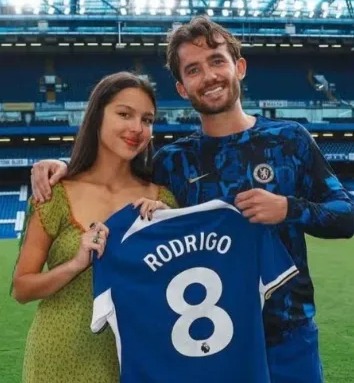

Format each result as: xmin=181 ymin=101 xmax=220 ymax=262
xmin=1 ymin=237 xmax=353 ymax=382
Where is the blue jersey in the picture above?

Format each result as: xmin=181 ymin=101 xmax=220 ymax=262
xmin=153 ymin=115 xmax=354 ymax=345
xmin=91 ymin=200 xmax=298 ymax=383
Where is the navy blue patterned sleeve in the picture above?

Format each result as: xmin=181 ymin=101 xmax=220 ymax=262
xmin=285 ymin=125 xmax=354 ymax=238
xmin=152 ymin=147 xmax=171 ymax=188
xmin=153 ymin=146 xmax=189 ymax=207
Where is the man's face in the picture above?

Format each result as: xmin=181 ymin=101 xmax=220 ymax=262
xmin=176 ymin=35 xmax=246 ymax=115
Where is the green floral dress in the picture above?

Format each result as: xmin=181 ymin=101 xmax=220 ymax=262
xmin=21 ymin=182 xmax=178 ymax=383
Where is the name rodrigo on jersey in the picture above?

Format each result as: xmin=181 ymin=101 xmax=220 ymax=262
xmin=144 ymin=232 xmax=232 ymax=272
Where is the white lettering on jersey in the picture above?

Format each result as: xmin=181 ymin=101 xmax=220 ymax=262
xmin=144 ymin=232 xmax=232 ymax=271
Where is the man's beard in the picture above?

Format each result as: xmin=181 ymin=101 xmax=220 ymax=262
xmin=189 ymin=81 xmax=240 ymax=115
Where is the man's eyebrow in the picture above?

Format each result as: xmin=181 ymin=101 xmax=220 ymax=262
xmin=207 ymin=53 xmax=227 ymax=61
xmin=183 ymin=53 xmax=226 ymax=73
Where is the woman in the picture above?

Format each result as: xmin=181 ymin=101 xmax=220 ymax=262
xmin=12 ymin=72 xmax=177 ymax=383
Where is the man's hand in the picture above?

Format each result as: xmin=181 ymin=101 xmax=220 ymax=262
xmin=31 ymin=160 xmax=68 ymax=202
xmin=234 ymin=189 xmax=288 ymax=224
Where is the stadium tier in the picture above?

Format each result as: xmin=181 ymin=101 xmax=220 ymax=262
xmin=0 ymin=145 xmax=72 ymax=159
xmin=0 ymin=186 xmax=27 ymax=239
xmin=0 ymin=129 xmax=353 ymax=239
xmin=318 ymin=142 xmax=354 ymax=161
xmin=0 ymin=12 xmax=353 ymax=239
xmin=1 ymin=54 xmax=354 ymax=103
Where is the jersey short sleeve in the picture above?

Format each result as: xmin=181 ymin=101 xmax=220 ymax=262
xmin=91 ymin=253 xmax=115 ymax=333
xmin=257 ymin=227 xmax=298 ymax=306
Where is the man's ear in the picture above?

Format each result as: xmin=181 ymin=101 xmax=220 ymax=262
xmin=236 ymin=57 xmax=247 ymax=81
xmin=176 ymin=81 xmax=189 ymax=100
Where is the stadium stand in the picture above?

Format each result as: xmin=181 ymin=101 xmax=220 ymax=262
xmin=0 ymin=186 xmax=28 ymax=238
xmin=0 ymin=8 xmax=353 ymax=239
xmin=0 ymin=145 xmax=72 ymax=160
xmin=0 ymin=54 xmax=353 ymax=103
xmin=318 ymin=142 xmax=354 ymax=160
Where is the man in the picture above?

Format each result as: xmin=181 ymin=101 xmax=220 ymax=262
xmin=31 ymin=17 xmax=354 ymax=383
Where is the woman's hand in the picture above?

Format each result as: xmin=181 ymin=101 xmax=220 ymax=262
xmin=133 ymin=198 xmax=170 ymax=221
xmin=71 ymin=222 xmax=109 ymax=271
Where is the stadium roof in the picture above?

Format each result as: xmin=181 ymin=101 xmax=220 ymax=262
xmin=0 ymin=0 xmax=353 ymax=18
xmin=0 ymin=0 xmax=353 ymax=48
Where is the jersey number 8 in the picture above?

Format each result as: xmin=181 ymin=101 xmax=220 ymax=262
xmin=166 ymin=267 xmax=234 ymax=357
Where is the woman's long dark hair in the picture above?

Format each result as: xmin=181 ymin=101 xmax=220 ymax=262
xmin=67 ymin=72 xmax=156 ymax=182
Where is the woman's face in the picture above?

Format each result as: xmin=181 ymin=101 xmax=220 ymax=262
xmin=99 ymin=87 xmax=155 ymax=162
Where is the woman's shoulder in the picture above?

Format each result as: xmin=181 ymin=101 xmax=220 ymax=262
xmin=30 ymin=182 xmax=66 ymax=209
xmin=29 ymin=182 xmax=69 ymax=238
